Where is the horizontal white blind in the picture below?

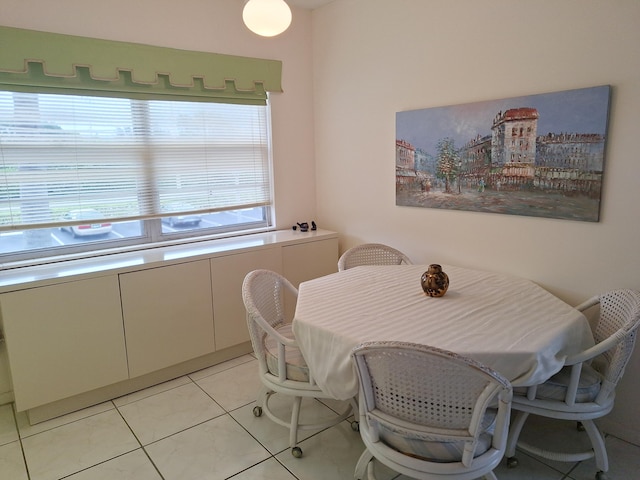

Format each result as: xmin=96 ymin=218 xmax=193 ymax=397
xmin=0 ymin=91 xmax=271 ymax=230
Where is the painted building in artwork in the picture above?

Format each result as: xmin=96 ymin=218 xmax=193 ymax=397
xmin=534 ymin=133 xmax=605 ymax=198
xmin=396 ymin=139 xmax=415 ymax=169
xmin=460 ymin=134 xmax=492 ymax=187
xmin=463 ymin=107 xmax=540 ymax=190
xmin=395 ymin=139 xmax=417 ymax=189
xmin=414 ymin=147 xmax=435 ymax=173
xmin=536 ymin=132 xmax=605 ymax=172
xmin=491 ymin=107 xmax=539 ymax=165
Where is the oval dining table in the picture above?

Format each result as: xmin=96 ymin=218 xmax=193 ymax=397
xmin=292 ymin=264 xmax=595 ymax=401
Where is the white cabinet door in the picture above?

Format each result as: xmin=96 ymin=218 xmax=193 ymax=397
xmin=210 ymin=247 xmax=282 ymax=350
xmin=282 ymin=238 xmax=339 ymax=318
xmin=120 ymin=260 xmax=215 ymax=378
xmin=0 ymin=276 xmax=128 ymax=411
xmin=282 ymin=238 xmax=339 ymax=286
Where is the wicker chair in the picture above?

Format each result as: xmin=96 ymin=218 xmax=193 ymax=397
xmin=351 ymin=341 xmax=512 ymax=480
xmin=505 ymin=289 xmax=640 ymax=480
xmin=242 ymin=269 xmax=355 ymax=457
xmin=337 ymin=243 xmax=412 ymax=271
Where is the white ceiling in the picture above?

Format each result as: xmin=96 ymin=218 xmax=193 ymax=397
xmin=287 ymin=0 xmax=335 ymax=10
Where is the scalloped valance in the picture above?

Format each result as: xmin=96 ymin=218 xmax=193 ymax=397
xmin=0 ymin=25 xmax=282 ymax=104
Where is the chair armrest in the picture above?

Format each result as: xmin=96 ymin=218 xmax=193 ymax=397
xmin=249 ymin=311 xmax=299 ymax=348
xmin=564 ymin=328 xmax=627 ymax=365
xmin=271 ymin=328 xmax=299 ymax=348
xmin=283 ymin=282 xmax=299 ymax=298
xmin=575 ymin=295 xmax=599 ymax=313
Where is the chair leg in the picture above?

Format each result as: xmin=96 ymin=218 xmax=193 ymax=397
xmin=505 ymin=410 xmax=530 ymax=466
xmin=350 ymin=397 xmax=360 ymax=431
xmin=289 ymin=396 xmax=303 ymax=457
xmin=253 ymin=386 xmax=270 ymax=417
xmin=581 ymin=419 xmax=609 ymax=473
xmin=508 ymin=414 xmax=603 ymax=471
xmin=354 ymin=449 xmax=374 ymax=480
xmin=365 ymin=460 xmax=377 ymax=480
xmin=255 ymin=385 xmax=269 ymax=409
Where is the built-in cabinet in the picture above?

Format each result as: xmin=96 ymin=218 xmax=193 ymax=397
xmin=0 ymin=276 xmax=128 ymax=411
xmin=210 ymin=247 xmax=283 ymax=351
xmin=282 ymin=239 xmax=340 ymax=318
xmin=0 ymin=230 xmax=338 ymax=423
xmin=120 ymin=260 xmax=216 ymax=378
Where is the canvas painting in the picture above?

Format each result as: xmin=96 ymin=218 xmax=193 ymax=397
xmin=396 ymin=85 xmax=611 ymax=222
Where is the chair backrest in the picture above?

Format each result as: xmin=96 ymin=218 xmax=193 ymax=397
xmin=579 ymin=289 xmax=640 ymax=395
xmin=242 ymin=269 xmax=298 ymax=376
xmin=338 ymin=243 xmax=412 ymax=271
xmin=352 ymin=341 xmax=512 ymax=468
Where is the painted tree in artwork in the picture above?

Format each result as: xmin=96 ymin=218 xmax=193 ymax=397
xmin=436 ymin=137 xmax=460 ymax=193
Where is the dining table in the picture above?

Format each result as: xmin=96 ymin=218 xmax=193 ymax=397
xmin=292 ymin=264 xmax=595 ymax=401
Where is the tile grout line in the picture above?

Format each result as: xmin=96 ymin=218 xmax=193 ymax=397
xmin=11 ymin=404 xmax=31 ymax=480
xmin=212 ymin=388 xmax=287 ymax=478
xmin=16 ymin=400 xmax=147 ymax=480
xmin=112 ymin=402 xmax=166 ymax=480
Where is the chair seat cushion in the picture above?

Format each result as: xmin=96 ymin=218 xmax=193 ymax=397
xmin=514 ymin=363 xmax=601 ymax=402
xmin=374 ymin=408 xmax=497 ymax=463
xmin=264 ymin=323 xmax=310 ymax=382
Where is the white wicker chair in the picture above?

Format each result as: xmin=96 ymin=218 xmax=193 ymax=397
xmin=505 ymin=289 xmax=640 ymax=480
xmin=351 ymin=341 xmax=513 ymax=480
xmin=242 ymin=269 xmax=355 ymax=457
xmin=337 ymin=243 xmax=412 ymax=271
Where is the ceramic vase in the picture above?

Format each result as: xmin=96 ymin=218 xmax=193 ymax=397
xmin=421 ymin=264 xmax=449 ymax=297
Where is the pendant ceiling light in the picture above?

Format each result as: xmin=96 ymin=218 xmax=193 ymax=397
xmin=243 ymin=0 xmax=292 ymax=37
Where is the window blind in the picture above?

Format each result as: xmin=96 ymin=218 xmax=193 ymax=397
xmin=0 ymin=26 xmax=278 ymax=235
xmin=0 ymin=91 xmax=271 ymax=230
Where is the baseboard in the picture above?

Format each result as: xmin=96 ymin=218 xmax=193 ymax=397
xmin=24 ymin=342 xmax=252 ymax=425
xmin=0 ymin=390 xmax=14 ymax=406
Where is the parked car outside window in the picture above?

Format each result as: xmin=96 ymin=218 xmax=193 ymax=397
xmin=161 ymin=203 xmax=202 ymax=227
xmin=60 ymin=209 xmax=112 ymax=237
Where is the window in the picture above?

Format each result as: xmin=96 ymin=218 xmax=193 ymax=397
xmin=0 ymin=25 xmax=282 ymax=266
xmin=0 ymin=91 xmax=273 ymax=263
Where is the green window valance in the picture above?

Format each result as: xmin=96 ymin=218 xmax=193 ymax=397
xmin=0 ymin=25 xmax=282 ymax=104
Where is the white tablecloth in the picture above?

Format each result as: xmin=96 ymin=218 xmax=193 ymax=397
xmin=292 ymin=265 xmax=594 ymax=400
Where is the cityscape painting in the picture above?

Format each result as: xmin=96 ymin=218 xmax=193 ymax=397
xmin=396 ymin=85 xmax=611 ymax=221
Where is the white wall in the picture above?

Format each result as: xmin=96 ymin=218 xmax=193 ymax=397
xmin=312 ymin=0 xmax=640 ymax=443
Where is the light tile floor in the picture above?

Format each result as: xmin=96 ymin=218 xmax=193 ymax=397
xmin=0 ymin=354 xmax=638 ymax=480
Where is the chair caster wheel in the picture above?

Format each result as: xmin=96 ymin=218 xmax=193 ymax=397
xmin=506 ymin=457 xmax=518 ymax=468
xmin=595 ymin=471 xmax=608 ymax=480
xmin=351 ymin=420 xmax=360 ymax=432
xmin=253 ymin=406 xmax=263 ymax=417
xmin=291 ymin=446 xmax=303 ymax=458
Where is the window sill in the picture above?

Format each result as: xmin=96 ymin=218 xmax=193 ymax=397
xmin=0 ymin=228 xmax=337 ymax=292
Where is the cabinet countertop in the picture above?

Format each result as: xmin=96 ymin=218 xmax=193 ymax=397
xmin=0 ymin=229 xmax=337 ymax=292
